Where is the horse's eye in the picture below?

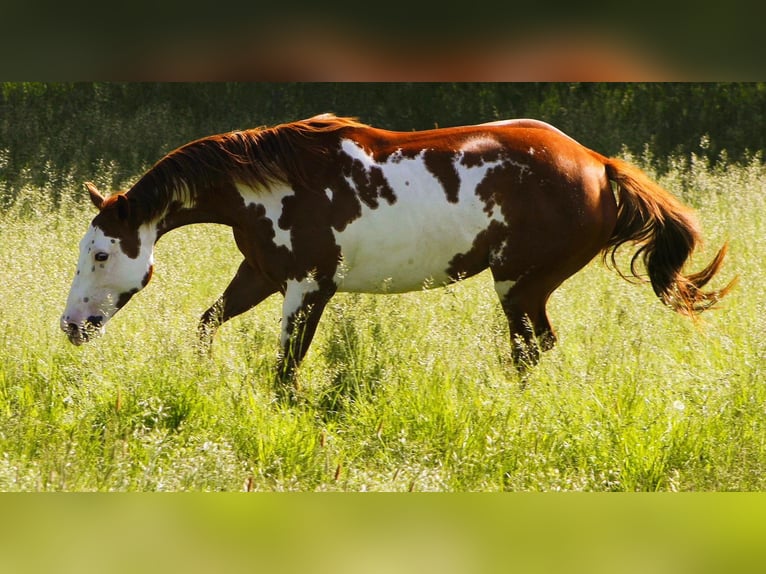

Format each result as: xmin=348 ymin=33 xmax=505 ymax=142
xmin=95 ymin=252 xmax=109 ymax=262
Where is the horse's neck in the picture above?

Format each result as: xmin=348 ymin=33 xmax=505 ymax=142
xmin=124 ymin=161 xmax=232 ymax=236
xmin=154 ymin=201 xmax=234 ymax=239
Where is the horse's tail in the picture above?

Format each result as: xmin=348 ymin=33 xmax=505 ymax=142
xmin=602 ymin=157 xmax=736 ymax=315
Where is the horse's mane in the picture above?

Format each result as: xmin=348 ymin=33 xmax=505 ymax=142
xmin=127 ymin=114 xmax=366 ymax=221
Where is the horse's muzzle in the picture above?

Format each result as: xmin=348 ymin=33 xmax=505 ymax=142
xmin=65 ymin=323 xmax=88 ymax=345
xmin=63 ymin=316 xmax=104 ymax=345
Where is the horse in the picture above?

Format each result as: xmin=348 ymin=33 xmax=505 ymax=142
xmin=61 ymin=113 xmax=734 ymax=387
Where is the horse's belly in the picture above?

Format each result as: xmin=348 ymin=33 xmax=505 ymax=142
xmin=332 ymin=196 xmax=493 ymax=293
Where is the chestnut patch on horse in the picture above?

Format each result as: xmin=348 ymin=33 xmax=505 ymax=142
xmin=327 ymin=178 xmax=363 ymax=232
xmin=423 ymin=150 xmax=461 ymax=203
xmin=240 ymin=202 xmax=294 ymax=284
xmin=339 ymin=147 xmax=397 ymax=209
xmin=93 ymin=196 xmax=141 ymax=258
xmin=278 ymin=190 xmax=343 ymax=281
xmin=448 ymin=219 xmax=510 ymax=279
xmin=116 ymin=288 xmax=139 ymax=310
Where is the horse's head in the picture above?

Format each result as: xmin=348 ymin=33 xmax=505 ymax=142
xmin=61 ymin=183 xmax=155 ymax=345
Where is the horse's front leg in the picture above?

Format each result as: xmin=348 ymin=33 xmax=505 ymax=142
xmin=276 ymin=276 xmax=337 ymax=394
xmin=198 ymin=259 xmax=278 ymax=352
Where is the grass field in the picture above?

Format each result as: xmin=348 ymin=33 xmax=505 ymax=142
xmin=0 ymin=153 xmax=763 ymax=491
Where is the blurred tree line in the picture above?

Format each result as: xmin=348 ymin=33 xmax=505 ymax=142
xmin=1 ymin=82 xmax=764 ymax=203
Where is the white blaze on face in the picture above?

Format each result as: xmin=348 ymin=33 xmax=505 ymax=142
xmin=61 ymin=223 xmax=156 ymax=343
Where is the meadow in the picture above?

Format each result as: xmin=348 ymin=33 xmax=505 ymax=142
xmin=0 ymin=150 xmax=763 ymax=492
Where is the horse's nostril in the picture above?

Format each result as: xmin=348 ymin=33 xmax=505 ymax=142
xmin=86 ymin=315 xmax=104 ymax=328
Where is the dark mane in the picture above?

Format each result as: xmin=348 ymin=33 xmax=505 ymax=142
xmin=126 ymin=114 xmax=366 ymax=221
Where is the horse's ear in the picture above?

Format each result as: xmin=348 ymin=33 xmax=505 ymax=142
xmin=85 ymin=182 xmax=105 ymax=210
xmin=115 ymin=193 xmax=130 ymax=220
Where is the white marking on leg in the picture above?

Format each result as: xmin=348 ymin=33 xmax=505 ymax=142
xmin=494 ymin=280 xmax=517 ymax=303
xmin=281 ymin=276 xmax=320 ymax=348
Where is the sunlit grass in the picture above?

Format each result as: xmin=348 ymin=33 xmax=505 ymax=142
xmin=0 ymin=155 xmax=763 ymax=491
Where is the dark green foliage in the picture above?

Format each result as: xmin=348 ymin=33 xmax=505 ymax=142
xmin=1 ymin=83 xmax=765 ymax=205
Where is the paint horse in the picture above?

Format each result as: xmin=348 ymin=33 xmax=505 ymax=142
xmin=61 ymin=114 xmax=734 ymax=385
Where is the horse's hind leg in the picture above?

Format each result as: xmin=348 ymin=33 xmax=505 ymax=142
xmin=492 ymin=276 xmax=556 ymax=372
xmin=198 ymin=259 xmax=278 ymax=351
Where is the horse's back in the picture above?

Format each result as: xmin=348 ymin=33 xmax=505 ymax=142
xmin=236 ymin=118 xmax=616 ymax=294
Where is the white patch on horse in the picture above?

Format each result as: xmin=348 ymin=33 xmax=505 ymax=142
xmin=460 ymin=136 xmax=498 ymax=154
xmin=281 ymin=276 xmax=320 ymax=347
xmin=528 ymin=147 xmax=535 ymax=156
xmin=332 ymin=139 xmax=505 ymax=293
xmin=493 ymin=279 xmax=517 ymax=302
xmin=236 ymin=183 xmax=293 ymax=251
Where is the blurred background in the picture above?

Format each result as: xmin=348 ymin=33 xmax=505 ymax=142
xmin=1 ymin=2 xmax=763 ymax=80
xmin=2 ymin=82 xmax=764 ymax=207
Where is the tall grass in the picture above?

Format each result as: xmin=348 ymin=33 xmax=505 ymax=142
xmin=0 ymin=153 xmax=762 ymax=491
